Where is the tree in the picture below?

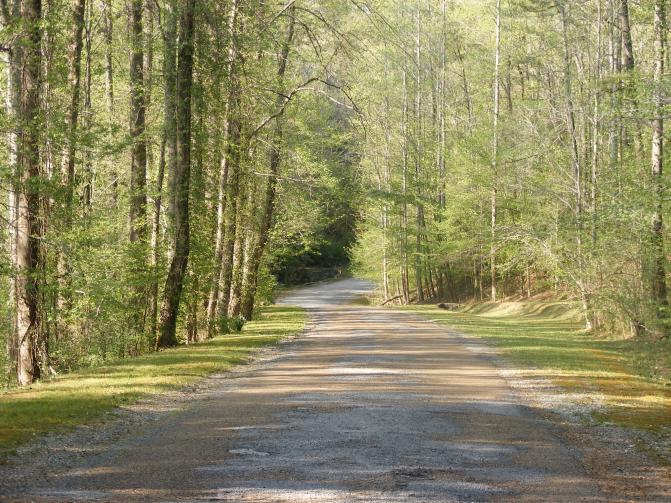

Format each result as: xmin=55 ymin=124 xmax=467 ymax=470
xmin=3 ymin=0 xmax=670 ymax=387
xmin=13 ymin=0 xmax=46 ymax=385
xmin=205 ymin=0 xmax=240 ymax=335
xmin=240 ymin=7 xmax=296 ymax=321
xmin=156 ymin=0 xmax=196 ymax=348
xmin=60 ymin=0 xmax=86 ymax=219
xmin=1 ymin=0 xmax=21 ymax=383
xmin=129 ymin=0 xmax=147 ymax=245
xmin=56 ymin=0 xmax=86 ymax=317
xmin=650 ymin=0 xmax=668 ymax=311
xmin=491 ymin=0 xmax=501 ymax=301
xmin=103 ymin=0 xmax=116 ymax=202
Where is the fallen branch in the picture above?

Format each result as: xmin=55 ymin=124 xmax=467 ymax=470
xmin=381 ymin=294 xmax=403 ymax=306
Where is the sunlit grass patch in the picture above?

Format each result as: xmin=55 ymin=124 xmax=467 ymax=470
xmin=399 ymin=304 xmax=671 ymax=437
xmin=349 ymin=294 xmax=372 ymax=306
xmin=0 ymin=305 xmax=306 ymax=458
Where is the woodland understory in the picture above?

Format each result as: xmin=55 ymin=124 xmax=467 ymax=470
xmin=1 ymin=0 xmax=671 ymax=387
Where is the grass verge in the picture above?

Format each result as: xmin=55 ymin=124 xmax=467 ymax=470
xmin=398 ymin=303 xmax=671 ymax=440
xmin=0 ymin=305 xmax=306 ymax=458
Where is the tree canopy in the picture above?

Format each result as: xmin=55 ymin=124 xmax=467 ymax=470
xmin=1 ymin=0 xmax=669 ymax=385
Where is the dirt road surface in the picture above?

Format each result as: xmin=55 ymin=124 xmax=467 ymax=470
xmin=1 ymin=279 xmax=668 ymax=502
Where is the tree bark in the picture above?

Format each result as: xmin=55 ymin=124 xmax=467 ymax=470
xmin=103 ymin=0 xmax=116 ymax=203
xmin=2 ymin=0 xmax=20 ymax=383
xmin=81 ymin=0 xmax=93 ymax=211
xmin=157 ymin=0 xmax=196 ymax=348
xmin=651 ymin=0 xmax=668 ymax=309
xmin=144 ymin=0 xmax=160 ymax=338
xmin=15 ymin=0 xmax=45 ymax=385
xmin=217 ymin=161 xmax=240 ymax=322
xmin=149 ymin=137 xmax=165 ymax=339
xmin=227 ymin=177 xmax=249 ymax=319
xmin=414 ymin=0 xmax=424 ymax=303
xmin=609 ymin=0 xmax=622 ymax=188
xmin=129 ymin=0 xmax=147 ymax=244
xmin=620 ymin=0 xmax=634 ymax=71
xmin=617 ymin=0 xmax=643 ymax=157
xmin=206 ymin=0 xmax=240 ymax=335
xmin=60 ymin=0 xmax=85 ymax=218
xmin=401 ymin=61 xmax=410 ymax=305
xmin=591 ymin=0 xmax=603 ymax=245
xmin=55 ymin=0 xmax=85 ymax=318
xmin=455 ymin=44 xmax=475 ymax=128
xmin=163 ymin=0 xmax=178 ymax=242
xmin=557 ymin=1 xmax=593 ymax=330
xmin=491 ymin=0 xmax=501 ymax=302
xmin=239 ymin=8 xmax=296 ymax=321
xmin=438 ymin=0 xmax=447 ymax=211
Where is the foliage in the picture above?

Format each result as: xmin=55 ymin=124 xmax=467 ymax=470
xmin=1 ymin=0 xmax=669 ymax=388
xmin=348 ymin=0 xmax=671 ymax=337
xmin=0 ymin=0 xmax=362 ymax=384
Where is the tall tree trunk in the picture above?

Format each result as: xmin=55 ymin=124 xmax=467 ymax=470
xmin=227 ymin=176 xmax=249 ymax=318
xmin=206 ymin=0 xmax=240 ymax=335
xmin=382 ymin=97 xmax=392 ymax=301
xmin=609 ymin=0 xmax=622 ymax=189
xmin=163 ymin=0 xmax=178 ymax=242
xmin=438 ymin=0 xmax=447 ymax=211
xmin=217 ymin=160 xmax=240 ymax=322
xmin=144 ymin=0 xmax=159 ymax=337
xmin=60 ymin=0 xmax=85 ymax=219
xmin=148 ymin=0 xmax=176 ymax=336
xmin=491 ymin=0 xmax=501 ymax=302
xmin=149 ymin=138 xmax=165 ymax=339
xmin=129 ymin=0 xmax=147 ymax=244
xmin=2 ymin=0 xmax=20 ymax=383
xmin=380 ymin=156 xmax=390 ymax=301
xmin=456 ymin=44 xmax=475 ymax=127
xmin=620 ymin=0 xmax=634 ymax=71
xmin=414 ymin=0 xmax=424 ymax=303
xmin=103 ymin=0 xmax=116 ymax=203
xmin=651 ymin=0 xmax=668 ymax=309
xmin=239 ymin=8 xmax=295 ymax=321
xmin=81 ymin=0 xmax=93 ymax=211
xmin=15 ymin=0 xmax=45 ymax=385
xmin=619 ymin=0 xmax=643 ymax=156
xmin=591 ymin=0 xmax=603 ymax=245
xmin=557 ymin=1 xmax=593 ymax=330
xmin=157 ymin=0 xmax=196 ymax=348
xmin=55 ymin=0 xmax=85 ymax=317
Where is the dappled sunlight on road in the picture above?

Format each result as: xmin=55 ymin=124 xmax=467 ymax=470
xmin=6 ymin=280 xmax=669 ymax=502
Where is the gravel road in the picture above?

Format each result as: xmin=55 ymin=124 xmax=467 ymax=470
xmin=1 ymin=278 xmax=669 ymax=502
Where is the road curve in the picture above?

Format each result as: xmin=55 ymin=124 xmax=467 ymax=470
xmin=0 ymin=279 xmax=643 ymax=502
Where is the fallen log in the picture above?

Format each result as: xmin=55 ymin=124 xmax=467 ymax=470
xmin=381 ymin=294 xmax=403 ymax=306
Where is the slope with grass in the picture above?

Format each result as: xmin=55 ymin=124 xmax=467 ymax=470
xmin=0 ymin=306 xmax=306 ymax=458
xmin=400 ymin=302 xmax=671 ymax=461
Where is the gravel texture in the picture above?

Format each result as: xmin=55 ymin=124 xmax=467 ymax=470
xmin=1 ymin=278 xmax=669 ymax=502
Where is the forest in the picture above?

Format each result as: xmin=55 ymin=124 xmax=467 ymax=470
xmin=1 ymin=0 xmax=670 ymax=387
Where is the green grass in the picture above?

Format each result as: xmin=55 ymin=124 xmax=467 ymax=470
xmin=0 ymin=305 xmax=306 ymax=458
xmin=398 ymin=303 xmax=671 ymax=436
